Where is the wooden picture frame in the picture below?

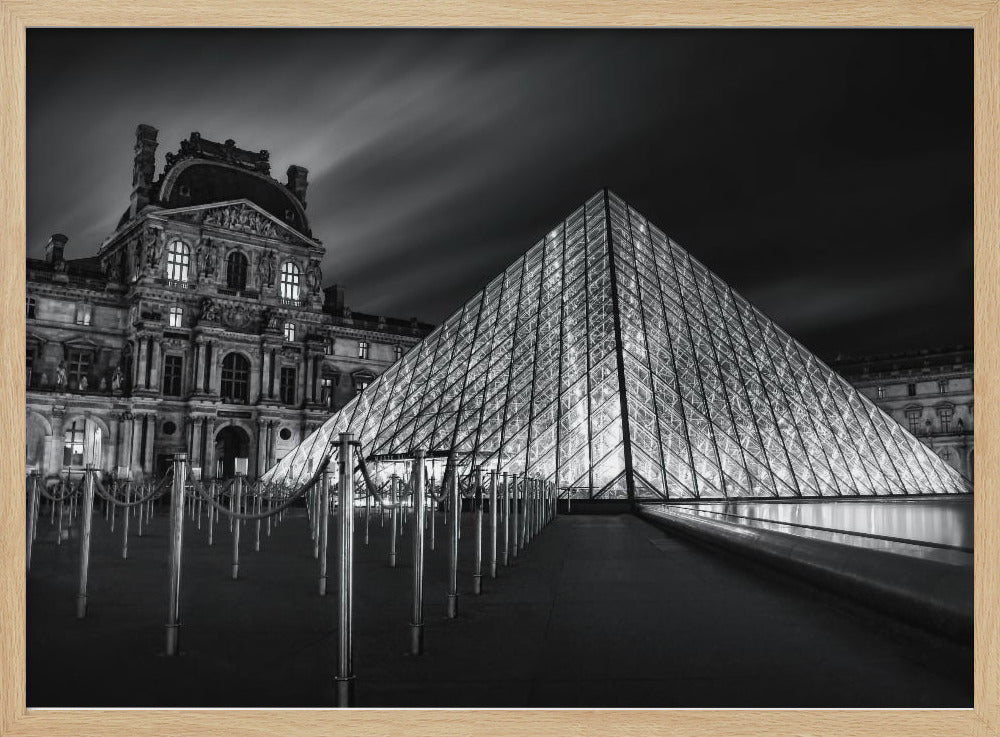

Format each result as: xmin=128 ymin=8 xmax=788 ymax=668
xmin=1 ymin=3 xmax=996 ymax=735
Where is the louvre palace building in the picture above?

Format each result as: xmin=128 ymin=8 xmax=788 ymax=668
xmin=26 ymin=125 xmax=432 ymax=481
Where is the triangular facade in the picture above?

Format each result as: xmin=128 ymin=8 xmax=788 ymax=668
xmin=265 ymin=190 xmax=971 ymax=500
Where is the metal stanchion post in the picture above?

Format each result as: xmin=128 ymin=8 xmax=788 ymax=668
xmin=26 ymin=472 xmax=40 ymax=572
xmin=254 ymin=488 xmax=262 ymax=552
xmin=335 ymin=434 xmax=356 ymax=707
xmin=501 ymin=471 xmax=510 ymax=567
xmin=121 ymin=480 xmax=130 ymax=559
xmin=75 ymin=466 xmax=96 ymax=618
xmin=388 ymin=476 xmax=398 ymax=567
xmin=410 ymin=450 xmax=426 ymax=655
xmin=488 ymin=470 xmax=497 ymax=579
xmin=165 ymin=454 xmax=187 ymax=655
xmin=446 ymin=465 xmax=460 ymax=619
xmin=318 ymin=468 xmax=331 ymax=596
xmin=430 ymin=490 xmax=437 ymax=551
xmin=511 ymin=473 xmax=519 ymax=560
xmin=232 ymin=473 xmax=243 ymax=580
xmin=208 ymin=480 xmax=216 ymax=546
xmin=473 ymin=467 xmax=483 ymax=595
xmin=364 ymin=486 xmax=370 ymax=546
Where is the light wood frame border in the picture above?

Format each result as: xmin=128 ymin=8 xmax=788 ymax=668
xmin=1 ymin=3 xmax=997 ymax=736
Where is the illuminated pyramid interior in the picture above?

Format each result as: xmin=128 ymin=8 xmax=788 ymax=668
xmin=264 ymin=190 xmax=971 ymax=500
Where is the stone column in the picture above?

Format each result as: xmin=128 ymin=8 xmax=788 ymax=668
xmin=255 ymin=419 xmax=267 ymax=478
xmin=190 ymin=417 xmax=204 ymax=470
xmin=207 ymin=342 xmax=220 ymax=395
xmin=193 ymin=341 xmax=204 ymax=394
xmin=143 ymin=414 xmax=156 ymax=475
xmin=130 ymin=413 xmax=144 ymax=475
xmin=136 ymin=337 xmax=150 ymax=389
xmin=301 ymin=350 xmax=310 ymax=408
xmin=266 ymin=421 xmax=277 ymax=470
xmin=50 ymin=408 xmax=66 ymax=473
xmin=312 ymin=356 xmax=321 ymax=403
xmin=261 ymin=349 xmax=272 ymax=401
xmin=204 ymin=418 xmax=217 ymax=478
xmin=149 ymin=339 xmax=162 ymax=392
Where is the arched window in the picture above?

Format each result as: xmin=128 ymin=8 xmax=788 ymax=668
xmin=280 ymin=261 xmax=301 ymax=302
xmin=166 ymin=240 xmax=191 ymax=283
xmin=227 ymin=251 xmax=248 ymax=290
xmin=220 ymin=353 xmax=251 ymax=403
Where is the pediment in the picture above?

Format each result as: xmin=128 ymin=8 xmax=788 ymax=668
xmin=155 ymin=200 xmax=320 ymax=250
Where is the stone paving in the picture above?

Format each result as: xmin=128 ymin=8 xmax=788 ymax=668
xmin=26 ymin=499 xmax=971 ymax=707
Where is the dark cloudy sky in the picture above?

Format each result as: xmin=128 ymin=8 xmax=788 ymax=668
xmin=27 ymin=29 xmax=971 ymax=360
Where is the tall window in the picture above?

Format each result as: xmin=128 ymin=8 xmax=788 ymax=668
xmin=162 ymin=355 xmax=183 ymax=397
xmin=166 ymin=240 xmax=191 ymax=283
xmin=321 ymin=377 xmax=335 ymax=409
xmin=394 ymin=344 xmax=403 ymax=361
xmin=26 ymin=347 xmax=36 ymax=386
xmin=168 ymin=306 xmax=183 ymax=328
xmin=876 ymin=386 xmax=885 ymax=399
xmin=324 ymin=337 xmax=335 ymax=355
xmin=67 ymin=350 xmax=92 ymax=390
xmin=354 ymin=375 xmax=371 ymax=396
xmin=280 ymin=367 xmax=297 ymax=405
xmin=227 ymin=251 xmax=248 ymax=290
xmin=938 ymin=406 xmax=954 ymax=433
xmin=942 ymin=449 xmax=952 ymax=461
xmin=905 ymin=408 xmax=921 ymax=434
xmin=280 ymin=261 xmax=301 ymax=302
xmin=938 ymin=379 xmax=949 ymax=395
xmin=26 ymin=296 xmax=36 ymax=319
xmin=358 ymin=340 xmax=369 ymax=359
xmin=63 ymin=421 xmax=85 ymax=467
xmin=75 ymin=303 xmax=92 ymax=326
xmin=907 ymin=383 xmax=917 ymax=397
xmin=284 ymin=321 xmax=296 ymax=342
xmin=220 ymin=353 xmax=251 ymax=403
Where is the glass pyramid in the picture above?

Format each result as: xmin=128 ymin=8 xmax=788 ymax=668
xmin=264 ymin=190 xmax=971 ymax=500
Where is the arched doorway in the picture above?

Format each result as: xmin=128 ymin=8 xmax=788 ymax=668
xmin=214 ymin=425 xmax=250 ymax=478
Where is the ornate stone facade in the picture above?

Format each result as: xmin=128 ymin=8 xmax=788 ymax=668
xmin=830 ymin=346 xmax=974 ymax=480
xmin=26 ymin=126 xmax=432 ymax=480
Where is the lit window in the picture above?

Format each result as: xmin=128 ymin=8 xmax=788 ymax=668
xmin=324 ymin=337 xmax=335 ymax=355
xmin=26 ymin=297 xmax=36 ymax=319
xmin=907 ymin=383 xmax=917 ymax=397
xmin=280 ymin=261 xmax=301 ymax=302
xmin=280 ymin=367 xmax=297 ymax=405
xmin=905 ymin=408 xmax=921 ymax=434
xmin=358 ymin=340 xmax=369 ymax=359
xmin=67 ymin=350 xmax=92 ymax=390
xmin=354 ymin=375 xmax=371 ymax=395
xmin=168 ymin=306 xmax=183 ymax=328
xmin=942 ymin=449 xmax=952 ymax=461
xmin=63 ymin=420 xmax=85 ymax=467
xmin=937 ymin=406 xmax=953 ymax=433
xmin=75 ymin=304 xmax=92 ymax=326
xmin=321 ymin=377 xmax=335 ymax=408
xmin=166 ymin=240 xmax=191 ymax=283
xmin=220 ymin=353 xmax=250 ymax=403
xmin=394 ymin=344 xmax=403 ymax=361
xmin=284 ymin=321 xmax=296 ymax=342
xmin=162 ymin=355 xmax=183 ymax=397
xmin=938 ymin=379 xmax=949 ymax=395
xmin=876 ymin=386 xmax=885 ymax=399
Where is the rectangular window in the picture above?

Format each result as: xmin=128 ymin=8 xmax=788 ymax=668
xmin=26 ymin=297 xmax=36 ymax=319
xmin=354 ymin=378 xmax=370 ymax=396
xmin=75 ymin=304 xmax=92 ymax=326
xmin=162 ymin=355 xmax=183 ymax=397
xmin=358 ymin=340 xmax=369 ymax=359
xmin=26 ymin=347 xmax=35 ymax=387
xmin=876 ymin=386 xmax=885 ymax=399
xmin=325 ymin=338 xmax=335 ymax=355
xmin=321 ymin=377 xmax=335 ymax=409
xmin=905 ymin=409 xmax=921 ymax=435
xmin=63 ymin=420 xmax=85 ymax=467
xmin=67 ymin=350 xmax=92 ymax=390
xmin=280 ymin=367 xmax=297 ymax=405
xmin=938 ymin=407 xmax=953 ymax=433
xmin=168 ymin=306 xmax=183 ymax=328
xmin=394 ymin=344 xmax=403 ymax=361
xmin=938 ymin=379 xmax=949 ymax=394
xmin=907 ymin=383 xmax=917 ymax=397
xmin=284 ymin=321 xmax=296 ymax=342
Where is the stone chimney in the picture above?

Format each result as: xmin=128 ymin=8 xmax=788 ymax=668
xmin=45 ymin=234 xmax=68 ymax=264
xmin=286 ymin=165 xmax=309 ymax=208
xmin=130 ymin=124 xmax=159 ymax=218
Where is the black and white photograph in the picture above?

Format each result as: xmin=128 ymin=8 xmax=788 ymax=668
xmin=23 ymin=28 xmax=974 ymax=710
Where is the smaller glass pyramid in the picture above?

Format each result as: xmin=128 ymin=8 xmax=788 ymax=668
xmin=264 ymin=190 xmax=971 ymax=500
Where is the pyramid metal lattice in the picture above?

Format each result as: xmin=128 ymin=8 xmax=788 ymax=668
xmin=265 ymin=190 xmax=971 ymax=500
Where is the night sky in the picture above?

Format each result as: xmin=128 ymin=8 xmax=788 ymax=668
xmin=26 ymin=29 xmax=972 ymax=361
